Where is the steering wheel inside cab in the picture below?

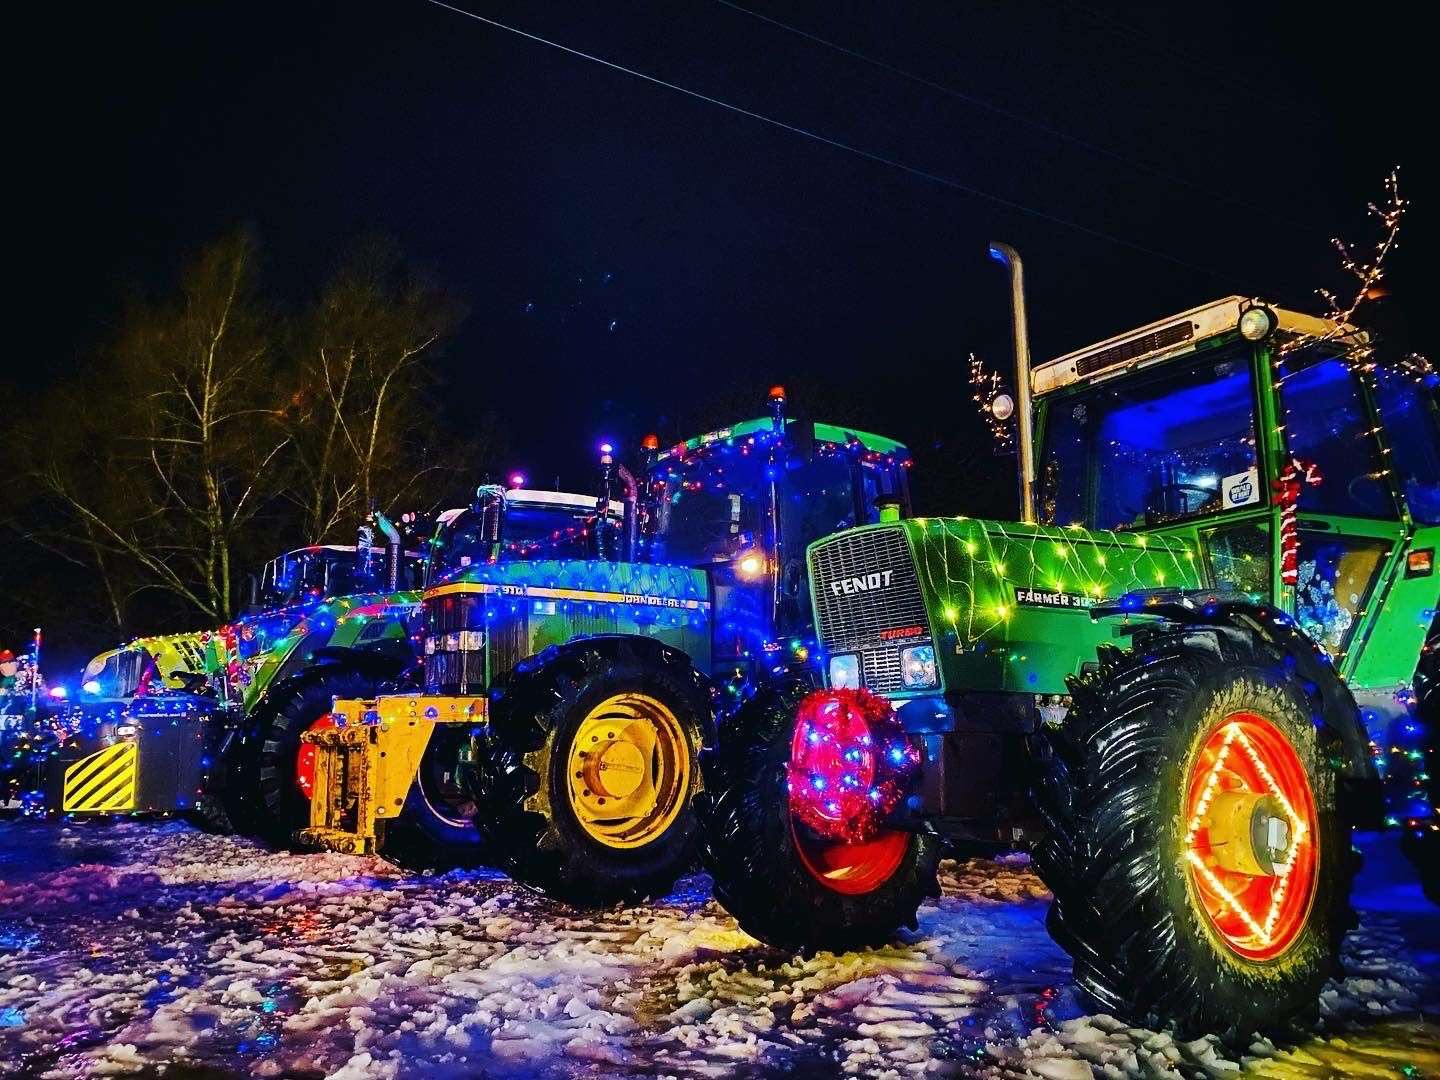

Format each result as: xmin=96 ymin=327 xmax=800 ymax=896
xmin=1145 ymin=483 xmax=1219 ymax=525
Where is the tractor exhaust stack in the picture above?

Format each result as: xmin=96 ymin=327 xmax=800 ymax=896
xmin=988 ymin=242 xmax=1037 ymax=524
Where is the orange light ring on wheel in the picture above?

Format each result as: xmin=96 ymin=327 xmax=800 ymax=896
xmin=791 ymin=820 xmax=909 ymax=895
xmin=1181 ymin=711 xmax=1319 ymax=962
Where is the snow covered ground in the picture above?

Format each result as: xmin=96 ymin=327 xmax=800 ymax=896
xmin=0 ymin=819 xmax=1435 ymax=1078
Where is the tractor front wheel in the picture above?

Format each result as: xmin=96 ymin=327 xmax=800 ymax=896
xmin=1032 ymin=623 xmax=1357 ymax=1039
xmin=469 ymin=642 xmax=708 ymax=906
xmin=697 ymin=677 xmax=940 ymax=951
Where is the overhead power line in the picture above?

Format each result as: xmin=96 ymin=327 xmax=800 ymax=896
xmin=714 ymin=0 xmax=1315 ymax=231
xmin=426 ymin=1 xmax=1236 ymax=281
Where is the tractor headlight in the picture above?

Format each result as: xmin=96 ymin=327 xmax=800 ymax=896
xmin=735 ymin=549 xmax=768 ymax=580
xmin=1238 ymin=304 xmax=1277 ymax=341
xmin=828 ymin=653 xmax=860 ymax=690
xmin=900 ymin=644 xmax=937 ymax=689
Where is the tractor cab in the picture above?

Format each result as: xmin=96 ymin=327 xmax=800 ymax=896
xmin=644 ymin=388 xmax=912 ymax=671
xmin=250 ymin=543 xmax=426 ymax=614
xmin=1031 ymin=296 xmax=1439 ymax=677
xmin=422 ymin=487 xmax=626 ymax=580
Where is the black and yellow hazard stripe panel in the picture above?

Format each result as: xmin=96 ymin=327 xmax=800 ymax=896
xmin=62 ymin=743 xmax=139 ymax=813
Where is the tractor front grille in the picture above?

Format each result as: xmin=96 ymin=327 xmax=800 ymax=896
xmin=810 ymin=527 xmax=930 ymax=694
xmin=423 ymin=592 xmax=487 ymax=694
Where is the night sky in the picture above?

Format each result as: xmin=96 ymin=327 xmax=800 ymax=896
xmin=10 ymin=1 xmax=1432 ymax=659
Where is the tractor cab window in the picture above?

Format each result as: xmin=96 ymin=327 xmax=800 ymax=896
xmin=1278 ymin=354 xmax=1395 ymax=519
xmin=1372 ymin=364 xmax=1440 ymax=524
xmin=648 ymin=450 xmax=767 ymax=566
xmin=260 ymin=548 xmax=371 ymax=607
xmin=780 ymin=453 xmax=856 ymax=548
xmin=433 ymin=500 xmax=601 ymax=572
xmin=502 ymin=502 xmax=603 ymax=560
xmin=1039 ymin=350 xmax=1261 ymax=530
xmin=81 ymin=647 xmax=150 ymax=699
xmin=856 ymin=455 xmax=910 ymax=524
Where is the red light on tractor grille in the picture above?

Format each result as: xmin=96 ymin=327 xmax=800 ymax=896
xmin=878 ymin=625 xmax=926 ymax=641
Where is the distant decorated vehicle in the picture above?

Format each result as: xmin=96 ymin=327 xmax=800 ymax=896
xmin=20 ymin=520 xmax=430 ymax=825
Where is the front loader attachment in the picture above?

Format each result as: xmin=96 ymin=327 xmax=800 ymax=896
xmin=298 ymin=695 xmax=486 ymax=855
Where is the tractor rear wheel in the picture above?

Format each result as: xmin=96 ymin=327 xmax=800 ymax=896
xmin=1032 ymin=622 xmax=1357 ymax=1039
xmin=696 ymin=676 xmax=941 ymax=950
xmin=469 ymin=642 xmax=708 ymax=906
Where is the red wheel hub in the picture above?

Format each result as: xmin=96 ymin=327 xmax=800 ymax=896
xmin=294 ymin=713 xmax=338 ymax=801
xmin=787 ymin=688 xmax=920 ymax=894
xmin=1181 ymin=711 xmax=1320 ymax=961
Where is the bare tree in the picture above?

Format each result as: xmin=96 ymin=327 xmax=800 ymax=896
xmin=286 ymin=239 xmax=465 ymax=542
xmin=19 ymin=231 xmax=289 ymax=623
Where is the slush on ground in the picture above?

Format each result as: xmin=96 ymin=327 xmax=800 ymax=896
xmin=1 ymin=819 xmax=1434 ymax=1078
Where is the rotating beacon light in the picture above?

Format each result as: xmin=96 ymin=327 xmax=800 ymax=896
xmin=768 ymin=384 xmax=786 ymax=433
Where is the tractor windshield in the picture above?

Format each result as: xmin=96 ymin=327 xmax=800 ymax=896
xmin=648 ymin=452 xmax=767 ymax=566
xmin=80 ymin=647 xmax=152 ymax=700
xmin=1039 ymin=348 xmax=1261 ymax=530
xmin=649 ymin=441 xmax=909 ymax=566
xmin=257 ymin=547 xmax=423 ymax=608
xmin=431 ymin=497 xmax=603 ymax=574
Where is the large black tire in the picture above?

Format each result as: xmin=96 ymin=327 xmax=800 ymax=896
xmin=226 ymin=664 xmax=394 ymax=846
xmin=185 ymin=792 xmax=233 ymax=834
xmin=1032 ymin=621 xmax=1358 ymax=1039
xmin=469 ymin=640 xmax=709 ymax=906
xmin=696 ymin=675 xmax=942 ymax=951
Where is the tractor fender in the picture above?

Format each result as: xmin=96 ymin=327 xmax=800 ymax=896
xmin=499 ymin=634 xmax=717 ymax=749
xmin=1092 ymin=596 xmax=1382 ymax=826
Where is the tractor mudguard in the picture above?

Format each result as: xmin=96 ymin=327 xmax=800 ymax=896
xmin=1091 ymin=593 xmax=1383 ymax=827
xmin=500 ymin=634 xmax=719 ymax=750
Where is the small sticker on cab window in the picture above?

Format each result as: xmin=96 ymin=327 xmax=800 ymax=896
xmin=1222 ymin=468 xmax=1260 ymax=509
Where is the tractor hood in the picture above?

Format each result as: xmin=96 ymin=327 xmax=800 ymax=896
xmin=420 ymin=559 xmax=713 ymax=695
xmin=424 ymin=558 xmax=711 ymax=615
xmin=808 ymin=517 xmax=1206 ymax=697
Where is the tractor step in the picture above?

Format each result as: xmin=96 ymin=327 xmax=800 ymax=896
xmin=298 ymin=694 xmax=487 ymax=855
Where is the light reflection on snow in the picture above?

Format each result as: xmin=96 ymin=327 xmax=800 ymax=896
xmin=0 ymin=820 xmax=1433 ymax=1078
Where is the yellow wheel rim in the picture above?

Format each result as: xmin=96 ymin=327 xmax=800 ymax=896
xmin=565 ymin=692 xmax=691 ymax=849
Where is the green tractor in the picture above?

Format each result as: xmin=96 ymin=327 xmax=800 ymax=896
xmin=29 ymin=496 xmax=606 ymax=833
xmin=697 ymin=287 xmax=1438 ymax=1037
xmin=301 ymin=393 xmax=915 ymax=901
xmin=217 ymin=489 xmax=620 ymax=854
xmin=22 ymin=526 xmax=431 ymax=823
